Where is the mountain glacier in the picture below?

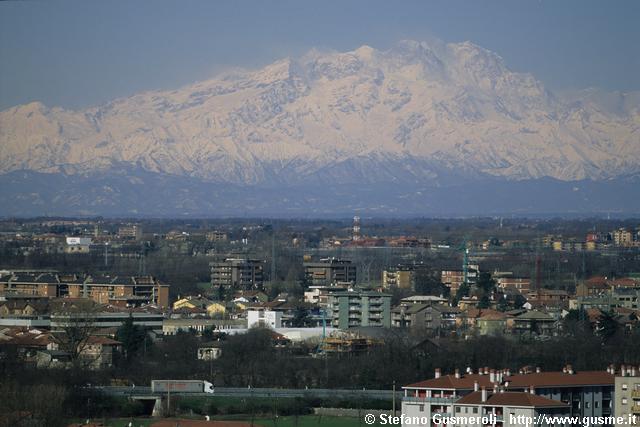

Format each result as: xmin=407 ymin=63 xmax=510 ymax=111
xmin=1 ymin=40 xmax=639 ymax=216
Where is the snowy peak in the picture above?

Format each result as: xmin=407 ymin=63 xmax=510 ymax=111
xmin=0 ymin=39 xmax=639 ymax=187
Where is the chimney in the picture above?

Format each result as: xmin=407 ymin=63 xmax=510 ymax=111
xmin=631 ymin=367 xmax=637 ymax=377
xmin=474 ymin=381 xmax=479 ymax=392
xmin=536 ymin=367 xmax=541 ymax=373
xmin=490 ymin=370 xmax=496 ymax=383
xmin=479 ymin=369 xmax=484 ymax=376
xmin=467 ymin=367 xmax=472 ymax=374
xmin=435 ymin=368 xmax=441 ymax=379
xmin=481 ymin=387 xmax=487 ymax=402
xmin=567 ymin=365 xmax=574 ymax=375
xmin=485 ymin=367 xmax=490 ymax=375
xmin=505 ymin=381 xmax=510 ymax=388
xmin=506 ymin=369 xmax=511 ymax=377
xmin=530 ymin=386 xmax=535 ymax=395
xmin=562 ymin=366 xmax=568 ymax=374
xmin=621 ymin=365 xmax=626 ymax=377
xmin=455 ymin=369 xmax=460 ymax=379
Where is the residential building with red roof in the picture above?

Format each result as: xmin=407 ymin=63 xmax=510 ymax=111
xmin=402 ymin=365 xmax=615 ymax=424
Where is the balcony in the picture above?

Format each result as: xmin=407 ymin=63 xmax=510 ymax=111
xmin=632 ymin=391 xmax=640 ymax=398
xmin=632 ymin=405 xmax=640 ymax=414
xmin=403 ymin=396 xmax=457 ymax=405
xmin=482 ymin=411 xmax=504 ymax=422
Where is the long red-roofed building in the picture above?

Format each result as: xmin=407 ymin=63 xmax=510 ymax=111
xmin=402 ymin=365 xmax=615 ymax=426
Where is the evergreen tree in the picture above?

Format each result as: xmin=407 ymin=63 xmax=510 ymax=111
xmin=291 ymin=306 xmax=310 ymax=327
xmin=117 ymin=314 xmax=147 ymax=363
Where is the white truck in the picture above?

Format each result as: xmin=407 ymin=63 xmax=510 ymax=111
xmin=151 ymin=380 xmax=214 ymax=394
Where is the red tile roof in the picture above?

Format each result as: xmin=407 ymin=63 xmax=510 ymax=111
xmin=404 ymin=370 xmax=614 ymax=390
xmin=610 ymin=278 xmax=639 ymax=288
xmin=86 ymin=336 xmax=122 ymax=345
xmin=405 ymin=374 xmax=496 ymax=389
xmin=585 ymin=276 xmax=608 ymax=286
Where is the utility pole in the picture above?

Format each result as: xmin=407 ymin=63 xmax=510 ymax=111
xmin=167 ymin=383 xmax=171 ymax=417
xmin=271 ymin=231 xmax=276 ymax=284
xmin=392 ymin=380 xmax=396 ymax=416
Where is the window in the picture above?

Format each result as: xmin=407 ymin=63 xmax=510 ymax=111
xmin=622 ymin=398 xmax=627 ymax=405
xmin=622 ymin=384 xmax=628 ymax=390
xmin=419 ymin=405 xmax=424 ymax=412
xmin=585 ymin=402 xmax=590 ymax=409
xmin=473 ymin=408 xmax=478 ymax=414
xmin=456 ymin=407 xmax=461 ymax=413
xmin=595 ymin=402 xmax=599 ymax=409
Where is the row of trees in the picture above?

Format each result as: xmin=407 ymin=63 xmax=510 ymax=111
xmin=105 ymin=318 xmax=640 ymax=390
xmin=1 ymin=320 xmax=638 ymax=424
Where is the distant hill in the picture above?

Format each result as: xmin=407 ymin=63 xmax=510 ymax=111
xmin=1 ymin=40 xmax=638 ymax=216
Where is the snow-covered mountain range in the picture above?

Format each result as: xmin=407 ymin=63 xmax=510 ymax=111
xmin=1 ymin=40 xmax=639 ymax=216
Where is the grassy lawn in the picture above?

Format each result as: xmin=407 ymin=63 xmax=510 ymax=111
xmin=84 ymin=419 xmax=155 ymax=427
xmin=254 ymin=415 xmax=370 ymax=427
xmin=92 ymin=415 xmax=377 ymax=427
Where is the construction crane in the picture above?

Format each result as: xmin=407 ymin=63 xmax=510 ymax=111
xmin=458 ymin=236 xmax=471 ymax=288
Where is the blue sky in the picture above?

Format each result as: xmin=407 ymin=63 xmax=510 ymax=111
xmin=1 ymin=0 xmax=638 ymax=111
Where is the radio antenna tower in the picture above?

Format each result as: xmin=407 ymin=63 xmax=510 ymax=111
xmin=352 ymin=216 xmax=361 ymax=242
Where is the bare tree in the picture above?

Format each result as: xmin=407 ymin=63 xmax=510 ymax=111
xmin=50 ymin=298 xmax=100 ymax=368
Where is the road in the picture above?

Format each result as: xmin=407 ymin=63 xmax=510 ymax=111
xmin=99 ymin=386 xmax=402 ymax=400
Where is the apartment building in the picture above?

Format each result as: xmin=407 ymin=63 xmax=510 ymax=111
xmin=391 ymin=303 xmax=460 ymax=331
xmin=441 ymin=265 xmax=479 ymax=295
xmin=382 ymin=264 xmax=429 ymax=290
xmin=382 ymin=268 xmax=414 ymax=289
xmin=247 ymin=309 xmax=282 ymax=329
xmin=613 ymin=229 xmax=634 ymax=247
xmin=497 ymin=277 xmax=531 ymax=294
xmin=304 ymin=258 xmax=357 ymax=286
xmin=327 ymin=289 xmax=391 ymax=329
xmin=615 ymin=366 xmax=640 ymax=426
xmin=117 ymin=225 xmax=142 ymax=240
xmin=0 ymin=272 xmax=170 ymax=308
xmin=303 ymin=284 xmax=349 ymax=307
xmin=402 ymin=365 xmax=614 ymax=425
xmin=210 ymin=258 xmax=264 ymax=290
xmin=206 ymin=231 xmax=228 ymax=242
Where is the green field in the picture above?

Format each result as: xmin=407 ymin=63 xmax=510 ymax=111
xmin=254 ymin=415 xmax=370 ymax=427
xmin=94 ymin=415 xmax=377 ymax=427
